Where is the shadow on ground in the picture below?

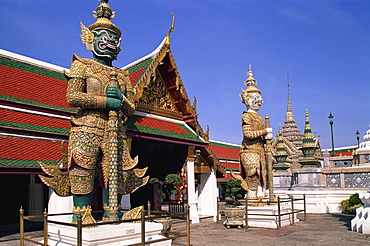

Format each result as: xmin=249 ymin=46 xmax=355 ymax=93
xmin=330 ymin=213 xmax=355 ymax=230
xmin=0 ymin=221 xmax=42 ymax=241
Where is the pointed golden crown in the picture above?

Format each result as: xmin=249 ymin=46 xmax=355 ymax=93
xmin=240 ymin=65 xmax=261 ymax=104
xmin=88 ymin=0 xmax=121 ymax=36
xmin=243 ymin=64 xmax=261 ymax=94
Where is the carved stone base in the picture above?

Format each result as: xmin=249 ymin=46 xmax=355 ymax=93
xmin=224 ymin=207 xmax=245 ymax=229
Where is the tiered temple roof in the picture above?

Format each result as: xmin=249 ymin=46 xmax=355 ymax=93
xmin=281 ymin=77 xmax=304 ymax=148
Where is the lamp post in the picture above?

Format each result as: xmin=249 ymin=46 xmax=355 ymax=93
xmin=328 ymin=113 xmax=335 ymax=157
xmin=356 ymin=130 xmax=360 ymax=148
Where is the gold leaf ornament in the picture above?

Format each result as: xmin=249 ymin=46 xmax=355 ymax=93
xmin=80 ymin=22 xmax=94 ymax=51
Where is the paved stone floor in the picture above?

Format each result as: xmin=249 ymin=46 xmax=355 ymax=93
xmin=172 ymin=213 xmax=370 ymax=246
xmin=1 ymin=213 xmax=370 ymax=245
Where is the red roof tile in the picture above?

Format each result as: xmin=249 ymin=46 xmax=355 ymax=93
xmin=128 ymin=67 xmax=146 ymax=87
xmin=133 ymin=116 xmax=190 ymax=135
xmin=210 ymin=144 xmax=240 ymax=160
xmin=0 ymin=65 xmax=70 ymax=108
xmin=0 ymin=109 xmax=70 ymax=129
xmin=0 ymin=136 xmax=65 ymax=161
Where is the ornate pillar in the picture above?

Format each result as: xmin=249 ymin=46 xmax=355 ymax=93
xmin=186 ymin=146 xmax=200 ymax=223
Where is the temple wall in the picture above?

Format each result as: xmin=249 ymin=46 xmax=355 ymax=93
xmin=273 ymin=166 xmax=370 ymax=213
xmin=197 ymin=168 xmax=218 ymax=221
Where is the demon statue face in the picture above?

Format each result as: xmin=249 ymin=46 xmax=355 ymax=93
xmin=247 ymin=93 xmax=264 ymax=112
xmin=92 ymin=29 xmax=121 ymax=60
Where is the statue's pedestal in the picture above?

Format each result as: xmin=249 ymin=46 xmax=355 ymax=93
xmin=39 ymin=222 xmax=171 ymax=246
xmin=247 ymin=205 xmax=299 ymax=229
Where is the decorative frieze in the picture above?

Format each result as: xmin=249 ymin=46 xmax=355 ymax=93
xmin=326 ymin=173 xmax=340 ymax=188
xmin=344 ymin=173 xmax=370 ymax=188
xmin=333 ymin=160 xmax=353 ymax=168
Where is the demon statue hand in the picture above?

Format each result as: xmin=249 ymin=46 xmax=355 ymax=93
xmin=231 ymin=66 xmax=272 ymax=200
xmin=38 ymin=0 xmax=148 ymax=223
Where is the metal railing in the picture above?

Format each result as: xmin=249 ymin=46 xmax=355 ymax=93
xmin=19 ymin=203 xmax=191 ymax=246
xmin=217 ymin=194 xmax=306 ymax=229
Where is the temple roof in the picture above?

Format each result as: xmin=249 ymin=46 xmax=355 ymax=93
xmin=209 ymin=140 xmax=240 ymax=161
xmin=209 ymin=140 xmax=240 ymax=181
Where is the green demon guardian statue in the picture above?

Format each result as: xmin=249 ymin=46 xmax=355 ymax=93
xmin=39 ymin=0 xmax=148 ymax=223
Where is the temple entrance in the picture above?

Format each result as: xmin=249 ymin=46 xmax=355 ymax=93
xmin=129 ymin=138 xmax=188 ymax=208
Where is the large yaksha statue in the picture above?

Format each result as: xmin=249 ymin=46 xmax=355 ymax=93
xmin=232 ymin=66 xmax=272 ymax=200
xmin=39 ymin=0 xmax=148 ymax=223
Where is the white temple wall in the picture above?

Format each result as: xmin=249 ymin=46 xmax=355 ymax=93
xmin=197 ymin=168 xmax=218 ymax=221
xmin=275 ymin=189 xmax=367 ymax=214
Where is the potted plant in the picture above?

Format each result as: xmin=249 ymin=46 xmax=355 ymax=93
xmin=222 ymin=179 xmax=246 ymax=228
xmin=149 ymin=174 xmax=183 ymax=236
xmin=165 ymin=173 xmax=183 ymax=200
xmin=149 ymin=173 xmax=184 ymax=211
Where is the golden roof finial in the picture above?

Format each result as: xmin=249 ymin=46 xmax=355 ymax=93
xmin=165 ymin=13 xmax=175 ymax=47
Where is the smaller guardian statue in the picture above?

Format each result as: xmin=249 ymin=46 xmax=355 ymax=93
xmin=232 ymin=65 xmax=273 ymax=200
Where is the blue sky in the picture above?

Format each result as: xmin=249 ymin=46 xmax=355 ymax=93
xmin=1 ymin=0 xmax=369 ymax=149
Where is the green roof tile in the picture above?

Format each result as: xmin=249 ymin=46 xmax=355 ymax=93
xmin=0 ymin=120 xmax=70 ymax=135
xmin=0 ymin=56 xmax=66 ymax=81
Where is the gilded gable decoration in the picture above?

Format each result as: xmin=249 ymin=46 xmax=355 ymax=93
xmin=139 ymin=74 xmax=177 ymax=111
xmin=191 ymin=96 xmax=197 ymax=115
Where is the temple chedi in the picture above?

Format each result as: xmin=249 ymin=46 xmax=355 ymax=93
xmin=354 ymin=125 xmax=370 ymax=165
xmin=280 ymin=76 xmax=304 ymax=148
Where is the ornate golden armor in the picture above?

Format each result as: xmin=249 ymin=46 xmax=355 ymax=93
xmin=240 ymin=111 xmax=267 ymax=191
xmin=65 ymin=55 xmax=135 ymax=195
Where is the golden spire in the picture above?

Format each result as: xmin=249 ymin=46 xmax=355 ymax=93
xmin=287 ymin=74 xmax=292 ymax=113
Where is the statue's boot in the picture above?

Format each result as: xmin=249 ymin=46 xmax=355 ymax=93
xmin=103 ymin=188 xmax=123 ymax=221
xmin=72 ymin=193 xmax=92 ymax=222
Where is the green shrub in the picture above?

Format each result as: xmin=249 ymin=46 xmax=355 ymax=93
xmin=222 ymin=179 xmax=246 ymax=206
xmin=149 ymin=178 xmax=159 ymax=184
xmin=165 ymin=174 xmax=182 ymax=185
xmin=340 ymin=193 xmax=364 ymax=214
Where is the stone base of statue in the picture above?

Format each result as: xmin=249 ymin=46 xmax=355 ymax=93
xmin=247 ymin=205 xmax=299 ymax=229
xmin=38 ymin=222 xmax=171 ymax=246
xmin=352 ymin=192 xmax=370 ymax=234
